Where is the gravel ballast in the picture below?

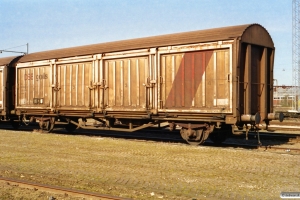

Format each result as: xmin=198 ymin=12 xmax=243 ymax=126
xmin=0 ymin=130 xmax=299 ymax=199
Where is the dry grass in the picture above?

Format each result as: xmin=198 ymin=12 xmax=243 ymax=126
xmin=0 ymin=129 xmax=299 ymax=199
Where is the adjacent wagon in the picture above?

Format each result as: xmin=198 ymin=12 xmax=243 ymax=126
xmin=0 ymin=56 xmax=21 ymax=126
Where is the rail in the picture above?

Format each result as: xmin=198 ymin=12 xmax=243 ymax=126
xmin=0 ymin=176 xmax=131 ymax=200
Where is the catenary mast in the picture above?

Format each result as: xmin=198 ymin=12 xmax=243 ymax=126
xmin=293 ymin=0 xmax=300 ymax=111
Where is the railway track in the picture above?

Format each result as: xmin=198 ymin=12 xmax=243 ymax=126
xmin=205 ymin=141 xmax=300 ymax=154
xmin=58 ymin=127 xmax=300 ymax=154
xmin=2 ymin=122 xmax=300 ymax=154
xmin=0 ymin=176 xmax=130 ymax=200
xmin=7 ymin=121 xmax=300 ymax=138
xmin=231 ymin=131 xmax=300 ymax=143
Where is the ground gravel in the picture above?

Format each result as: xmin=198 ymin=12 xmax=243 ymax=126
xmin=0 ymin=129 xmax=299 ymax=199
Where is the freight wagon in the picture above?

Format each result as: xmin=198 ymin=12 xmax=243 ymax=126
xmin=0 ymin=24 xmax=283 ymax=145
xmin=0 ymin=56 xmax=20 ymax=127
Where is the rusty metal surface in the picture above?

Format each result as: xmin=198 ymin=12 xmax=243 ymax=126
xmin=0 ymin=56 xmax=21 ymax=115
xmin=238 ymin=43 xmax=274 ymax=122
xmin=0 ymin=69 xmax=4 ymax=110
xmin=13 ymin=23 xmax=276 ymax=136
xmin=19 ymin=24 xmax=274 ymax=63
xmin=56 ymin=62 xmax=93 ymax=109
xmin=104 ymin=56 xmax=151 ymax=112
xmin=241 ymin=25 xmax=274 ymax=48
xmin=160 ymin=48 xmax=231 ymax=113
xmin=0 ymin=176 xmax=130 ymax=200
xmin=16 ymin=65 xmax=52 ymax=109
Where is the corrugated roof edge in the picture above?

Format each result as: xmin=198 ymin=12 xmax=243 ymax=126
xmin=0 ymin=56 xmax=21 ymax=66
xmin=19 ymin=23 xmax=271 ymax=63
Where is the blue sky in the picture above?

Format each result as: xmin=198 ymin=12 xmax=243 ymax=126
xmin=0 ymin=0 xmax=292 ymax=85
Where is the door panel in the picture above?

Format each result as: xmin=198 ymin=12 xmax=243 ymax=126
xmin=160 ymin=49 xmax=231 ymax=112
xmin=56 ymin=62 xmax=93 ymax=109
xmin=104 ymin=56 xmax=149 ymax=111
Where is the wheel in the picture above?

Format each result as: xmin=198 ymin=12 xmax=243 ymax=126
xmin=65 ymin=123 xmax=77 ymax=132
xmin=180 ymin=128 xmax=209 ymax=146
xmin=39 ymin=117 xmax=55 ymax=133
xmin=209 ymin=125 xmax=232 ymax=144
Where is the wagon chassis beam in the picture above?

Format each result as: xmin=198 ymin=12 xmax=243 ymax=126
xmin=68 ymin=119 xmax=157 ymax=132
xmin=152 ymin=117 xmax=226 ymax=122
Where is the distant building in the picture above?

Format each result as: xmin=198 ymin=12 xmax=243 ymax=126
xmin=273 ymin=86 xmax=298 ymax=111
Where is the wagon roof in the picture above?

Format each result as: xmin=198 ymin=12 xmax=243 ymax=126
xmin=0 ymin=56 xmax=19 ymax=66
xmin=19 ymin=23 xmax=274 ymax=63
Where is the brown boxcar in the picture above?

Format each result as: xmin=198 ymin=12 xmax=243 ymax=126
xmin=14 ymin=24 xmax=283 ymax=144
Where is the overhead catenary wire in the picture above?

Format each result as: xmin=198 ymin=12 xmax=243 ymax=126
xmin=0 ymin=43 xmax=28 ymax=55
